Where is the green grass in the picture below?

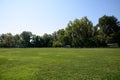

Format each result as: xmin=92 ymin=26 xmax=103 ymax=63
xmin=0 ymin=48 xmax=120 ymax=80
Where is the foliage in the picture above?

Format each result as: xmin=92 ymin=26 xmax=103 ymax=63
xmin=20 ymin=31 xmax=32 ymax=47
xmin=0 ymin=15 xmax=120 ymax=48
xmin=98 ymin=15 xmax=120 ymax=46
xmin=65 ymin=17 xmax=94 ymax=47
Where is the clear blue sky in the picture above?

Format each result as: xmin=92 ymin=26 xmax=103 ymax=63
xmin=0 ymin=0 xmax=120 ymax=35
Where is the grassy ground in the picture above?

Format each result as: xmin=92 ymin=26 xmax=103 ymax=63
xmin=0 ymin=48 xmax=120 ymax=80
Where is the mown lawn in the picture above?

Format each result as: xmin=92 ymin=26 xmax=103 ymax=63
xmin=0 ymin=48 xmax=120 ymax=80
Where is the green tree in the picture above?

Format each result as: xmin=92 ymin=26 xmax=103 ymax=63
xmin=20 ymin=31 xmax=32 ymax=47
xmin=0 ymin=33 xmax=15 ymax=47
xmin=98 ymin=15 xmax=120 ymax=36
xmin=98 ymin=15 xmax=120 ymax=46
xmin=31 ymin=35 xmax=44 ymax=47
xmin=66 ymin=17 xmax=94 ymax=47
xmin=42 ymin=33 xmax=53 ymax=47
xmin=14 ymin=34 xmax=23 ymax=47
xmin=65 ymin=21 xmax=73 ymax=46
xmin=52 ymin=32 xmax=57 ymax=42
xmin=54 ymin=29 xmax=65 ymax=47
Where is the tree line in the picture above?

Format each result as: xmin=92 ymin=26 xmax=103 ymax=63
xmin=0 ymin=15 xmax=120 ymax=48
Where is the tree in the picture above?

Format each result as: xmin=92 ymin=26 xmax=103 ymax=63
xmin=14 ymin=34 xmax=24 ymax=48
xmin=42 ymin=33 xmax=53 ymax=47
xmin=31 ymin=35 xmax=44 ymax=47
xmin=52 ymin=32 xmax=57 ymax=42
xmin=20 ymin=31 xmax=32 ymax=47
xmin=98 ymin=15 xmax=120 ymax=46
xmin=52 ymin=29 xmax=66 ymax=47
xmin=0 ymin=33 xmax=15 ymax=47
xmin=98 ymin=15 xmax=120 ymax=36
xmin=0 ymin=15 xmax=120 ymax=48
xmin=52 ymin=29 xmax=72 ymax=47
xmin=65 ymin=21 xmax=73 ymax=46
xmin=66 ymin=17 xmax=94 ymax=47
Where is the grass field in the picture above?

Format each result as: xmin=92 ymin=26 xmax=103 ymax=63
xmin=0 ymin=48 xmax=120 ymax=80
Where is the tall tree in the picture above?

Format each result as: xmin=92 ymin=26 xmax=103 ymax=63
xmin=98 ymin=15 xmax=120 ymax=35
xmin=0 ymin=33 xmax=15 ymax=47
xmin=98 ymin=15 xmax=120 ymax=45
xmin=31 ymin=35 xmax=44 ymax=47
xmin=52 ymin=29 xmax=66 ymax=47
xmin=14 ymin=34 xmax=23 ymax=47
xmin=42 ymin=33 xmax=53 ymax=47
xmin=66 ymin=17 xmax=94 ymax=47
xmin=20 ymin=31 xmax=32 ymax=47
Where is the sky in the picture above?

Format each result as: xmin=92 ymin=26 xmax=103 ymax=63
xmin=0 ymin=0 xmax=120 ymax=35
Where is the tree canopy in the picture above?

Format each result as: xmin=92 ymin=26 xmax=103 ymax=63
xmin=0 ymin=15 xmax=120 ymax=48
